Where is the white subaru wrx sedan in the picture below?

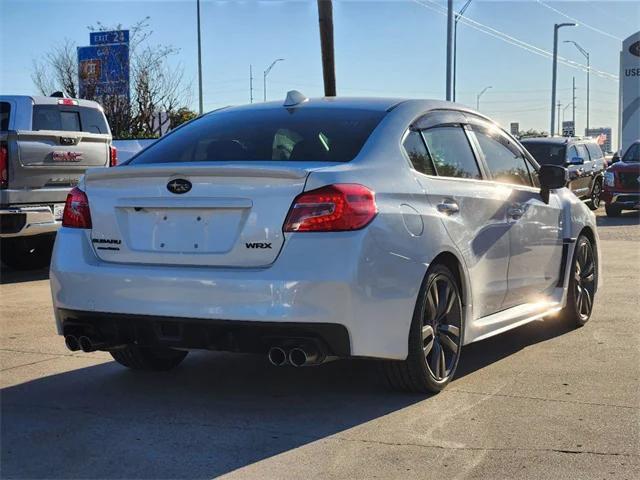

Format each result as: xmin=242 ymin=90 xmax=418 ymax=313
xmin=50 ymin=94 xmax=601 ymax=393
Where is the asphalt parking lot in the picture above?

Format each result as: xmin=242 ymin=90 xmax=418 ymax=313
xmin=1 ymin=210 xmax=638 ymax=479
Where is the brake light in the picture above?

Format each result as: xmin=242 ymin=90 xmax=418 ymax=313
xmin=283 ymin=184 xmax=377 ymax=232
xmin=62 ymin=187 xmax=92 ymax=228
xmin=0 ymin=142 xmax=7 ymax=189
xmin=109 ymin=145 xmax=118 ymax=167
xmin=57 ymin=98 xmax=78 ymax=106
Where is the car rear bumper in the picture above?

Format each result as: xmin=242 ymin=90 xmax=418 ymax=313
xmin=50 ymin=227 xmax=425 ymax=360
xmin=0 ymin=205 xmax=61 ymax=237
xmin=601 ymin=191 xmax=640 ymax=209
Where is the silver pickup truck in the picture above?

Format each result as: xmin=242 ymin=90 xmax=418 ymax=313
xmin=0 ymin=95 xmax=114 ymax=269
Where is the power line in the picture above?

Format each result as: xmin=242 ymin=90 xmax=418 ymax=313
xmin=412 ymin=0 xmax=618 ymax=81
xmin=534 ymin=0 xmax=623 ymax=42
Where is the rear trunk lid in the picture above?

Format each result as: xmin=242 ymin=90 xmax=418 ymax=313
xmin=84 ymin=163 xmax=325 ymax=267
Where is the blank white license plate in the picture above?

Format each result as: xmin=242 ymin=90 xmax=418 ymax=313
xmin=53 ymin=204 xmax=65 ymax=221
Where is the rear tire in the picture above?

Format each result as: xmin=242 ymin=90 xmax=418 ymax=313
xmin=605 ymin=204 xmax=622 ymax=217
xmin=0 ymin=235 xmax=54 ymax=270
xmin=559 ymin=234 xmax=597 ymax=328
xmin=110 ymin=346 xmax=188 ymax=371
xmin=382 ymin=264 xmax=464 ymax=393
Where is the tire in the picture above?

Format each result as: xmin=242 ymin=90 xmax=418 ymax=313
xmin=0 ymin=235 xmax=54 ymax=270
xmin=605 ymin=204 xmax=622 ymax=217
xmin=559 ymin=234 xmax=597 ymax=328
xmin=382 ymin=264 xmax=464 ymax=393
xmin=588 ymin=179 xmax=602 ymax=210
xmin=110 ymin=345 xmax=188 ymax=371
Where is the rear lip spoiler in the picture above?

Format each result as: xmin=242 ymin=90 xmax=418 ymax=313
xmin=85 ymin=163 xmax=310 ymax=181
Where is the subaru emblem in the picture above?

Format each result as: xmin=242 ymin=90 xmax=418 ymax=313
xmin=167 ymin=178 xmax=192 ymax=194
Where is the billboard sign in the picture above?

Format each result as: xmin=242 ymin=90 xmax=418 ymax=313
xmin=619 ymin=31 xmax=640 ymax=154
xmin=90 ymin=30 xmax=129 ymax=46
xmin=78 ymin=42 xmax=129 ymax=99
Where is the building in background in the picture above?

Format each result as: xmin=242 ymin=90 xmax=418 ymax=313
xmin=619 ymin=31 xmax=640 ymax=154
xmin=586 ymin=127 xmax=613 ymax=153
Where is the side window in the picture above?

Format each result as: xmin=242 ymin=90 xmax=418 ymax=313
xmin=623 ymin=143 xmax=640 ymax=162
xmin=473 ymin=128 xmax=532 ymax=187
xmin=421 ymin=126 xmax=481 ymax=179
xmin=585 ymin=143 xmax=603 ymax=160
xmin=567 ymin=145 xmax=579 ymax=163
xmin=576 ymin=144 xmax=590 ymax=161
xmin=0 ymin=102 xmax=10 ymax=131
xmin=402 ymin=130 xmax=435 ymax=175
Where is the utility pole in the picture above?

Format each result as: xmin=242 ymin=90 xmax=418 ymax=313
xmin=572 ymin=76 xmax=576 ymax=129
xmin=446 ymin=0 xmax=454 ymax=101
xmin=564 ymin=40 xmax=590 ymax=134
xmin=550 ymin=22 xmax=576 ymax=135
xmin=476 ymin=85 xmax=492 ymax=111
xmin=317 ymin=0 xmax=336 ymax=96
xmin=453 ymin=0 xmax=473 ymax=102
xmin=263 ymin=58 xmax=284 ymax=102
xmin=196 ymin=0 xmax=204 ymax=115
xmin=557 ymin=101 xmax=562 ymax=136
xmin=249 ymin=65 xmax=253 ymax=104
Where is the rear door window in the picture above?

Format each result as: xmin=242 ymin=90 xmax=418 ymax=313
xmin=421 ymin=126 xmax=481 ymax=179
xmin=32 ymin=105 xmax=108 ymax=133
xmin=129 ymin=107 xmax=386 ymax=164
xmin=0 ymin=102 xmax=10 ymax=131
xmin=585 ymin=142 xmax=603 ymax=160
xmin=403 ymin=130 xmax=435 ymax=175
xmin=521 ymin=142 xmax=566 ymax=166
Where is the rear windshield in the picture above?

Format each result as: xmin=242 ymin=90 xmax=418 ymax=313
xmin=521 ymin=142 xmax=566 ymax=167
xmin=32 ymin=105 xmax=109 ymax=134
xmin=0 ymin=102 xmax=10 ymax=131
xmin=128 ymin=107 xmax=386 ymax=164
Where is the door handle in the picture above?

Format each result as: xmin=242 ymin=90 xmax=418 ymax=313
xmin=436 ymin=199 xmax=460 ymax=215
xmin=507 ymin=203 xmax=525 ymax=220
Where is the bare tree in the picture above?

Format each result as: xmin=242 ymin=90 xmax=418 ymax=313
xmin=31 ymin=18 xmax=193 ymax=138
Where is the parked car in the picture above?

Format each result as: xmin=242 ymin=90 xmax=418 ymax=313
xmin=602 ymin=139 xmax=640 ymax=216
xmin=520 ymin=136 xmax=606 ymax=210
xmin=0 ymin=94 xmax=115 ymax=269
xmin=50 ymin=94 xmax=600 ymax=393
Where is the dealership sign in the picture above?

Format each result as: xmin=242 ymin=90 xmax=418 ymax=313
xmin=78 ymin=30 xmax=129 ymax=99
xmin=619 ymin=31 xmax=640 ymax=154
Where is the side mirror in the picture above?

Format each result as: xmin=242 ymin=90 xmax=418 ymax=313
xmin=539 ymin=164 xmax=568 ymax=204
xmin=611 ymin=153 xmax=620 ymax=164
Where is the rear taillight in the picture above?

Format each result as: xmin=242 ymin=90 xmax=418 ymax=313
xmin=283 ymin=184 xmax=377 ymax=232
xmin=62 ymin=187 xmax=92 ymax=228
xmin=109 ymin=145 xmax=118 ymax=167
xmin=0 ymin=142 xmax=7 ymax=189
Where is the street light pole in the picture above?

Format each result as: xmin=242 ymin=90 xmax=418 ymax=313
xmin=551 ymin=22 xmax=576 ymax=136
xmin=263 ymin=58 xmax=285 ymax=102
xmin=453 ymin=0 xmax=473 ymax=102
xmin=446 ymin=0 xmax=454 ymax=101
xmin=564 ymin=40 xmax=590 ymax=134
xmin=196 ymin=0 xmax=203 ymax=115
xmin=476 ymin=85 xmax=492 ymax=110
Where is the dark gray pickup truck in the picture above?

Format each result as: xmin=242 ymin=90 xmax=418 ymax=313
xmin=1 ymin=95 xmax=114 ymax=269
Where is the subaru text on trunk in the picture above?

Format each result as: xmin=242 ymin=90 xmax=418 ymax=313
xmin=50 ymin=93 xmax=601 ymax=393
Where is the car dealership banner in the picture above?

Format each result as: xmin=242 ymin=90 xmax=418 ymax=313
xmin=78 ymin=30 xmax=129 ymax=100
xmin=619 ymin=31 xmax=640 ymax=154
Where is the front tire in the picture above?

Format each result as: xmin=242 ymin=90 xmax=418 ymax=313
xmin=560 ymin=234 xmax=597 ymax=328
xmin=0 ymin=235 xmax=54 ymax=270
xmin=588 ymin=179 xmax=602 ymax=210
xmin=382 ymin=264 xmax=464 ymax=393
xmin=110 ymin=346 xmax=188 ymax=371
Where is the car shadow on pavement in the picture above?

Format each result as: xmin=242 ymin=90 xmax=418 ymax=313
xmin=0 ymin=317 xmax=574 ymax=479
xmin=0 ymin=265 xmax=50 ymax=285
xmin=595 ymin=210 xmax=640 ymax=227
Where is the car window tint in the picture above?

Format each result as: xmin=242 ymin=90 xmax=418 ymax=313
xmin=623 ymin=143 xmax=640 ymax=162
xmin=575 ymin=144 xmax=589 ymax=161
xmin=585 ymin=143 xmax=603 ymax=160
xmin=32 ymin=105 xmax=108 ymax=133
xmin=80 ymin=107 xmax=109 ymax=134
xmin=473 ymin=128 xmax=532 ymax=186
xmin=421 ymin=126 xmax=481 ymax=179
xmin=60 ymin=111 xmax=81 ymax=131
xmin=129 ymin=107 xmax=386 ymax=164
xmin=522 ymin=142 xmax=566 ymax=166
xmin=0 ymin=102 xmax=10 ymax=131
xmin=567 ymin=146 xmax=579 ymax=162
xmin=403 ymin=130 xmax=435 ymax=175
